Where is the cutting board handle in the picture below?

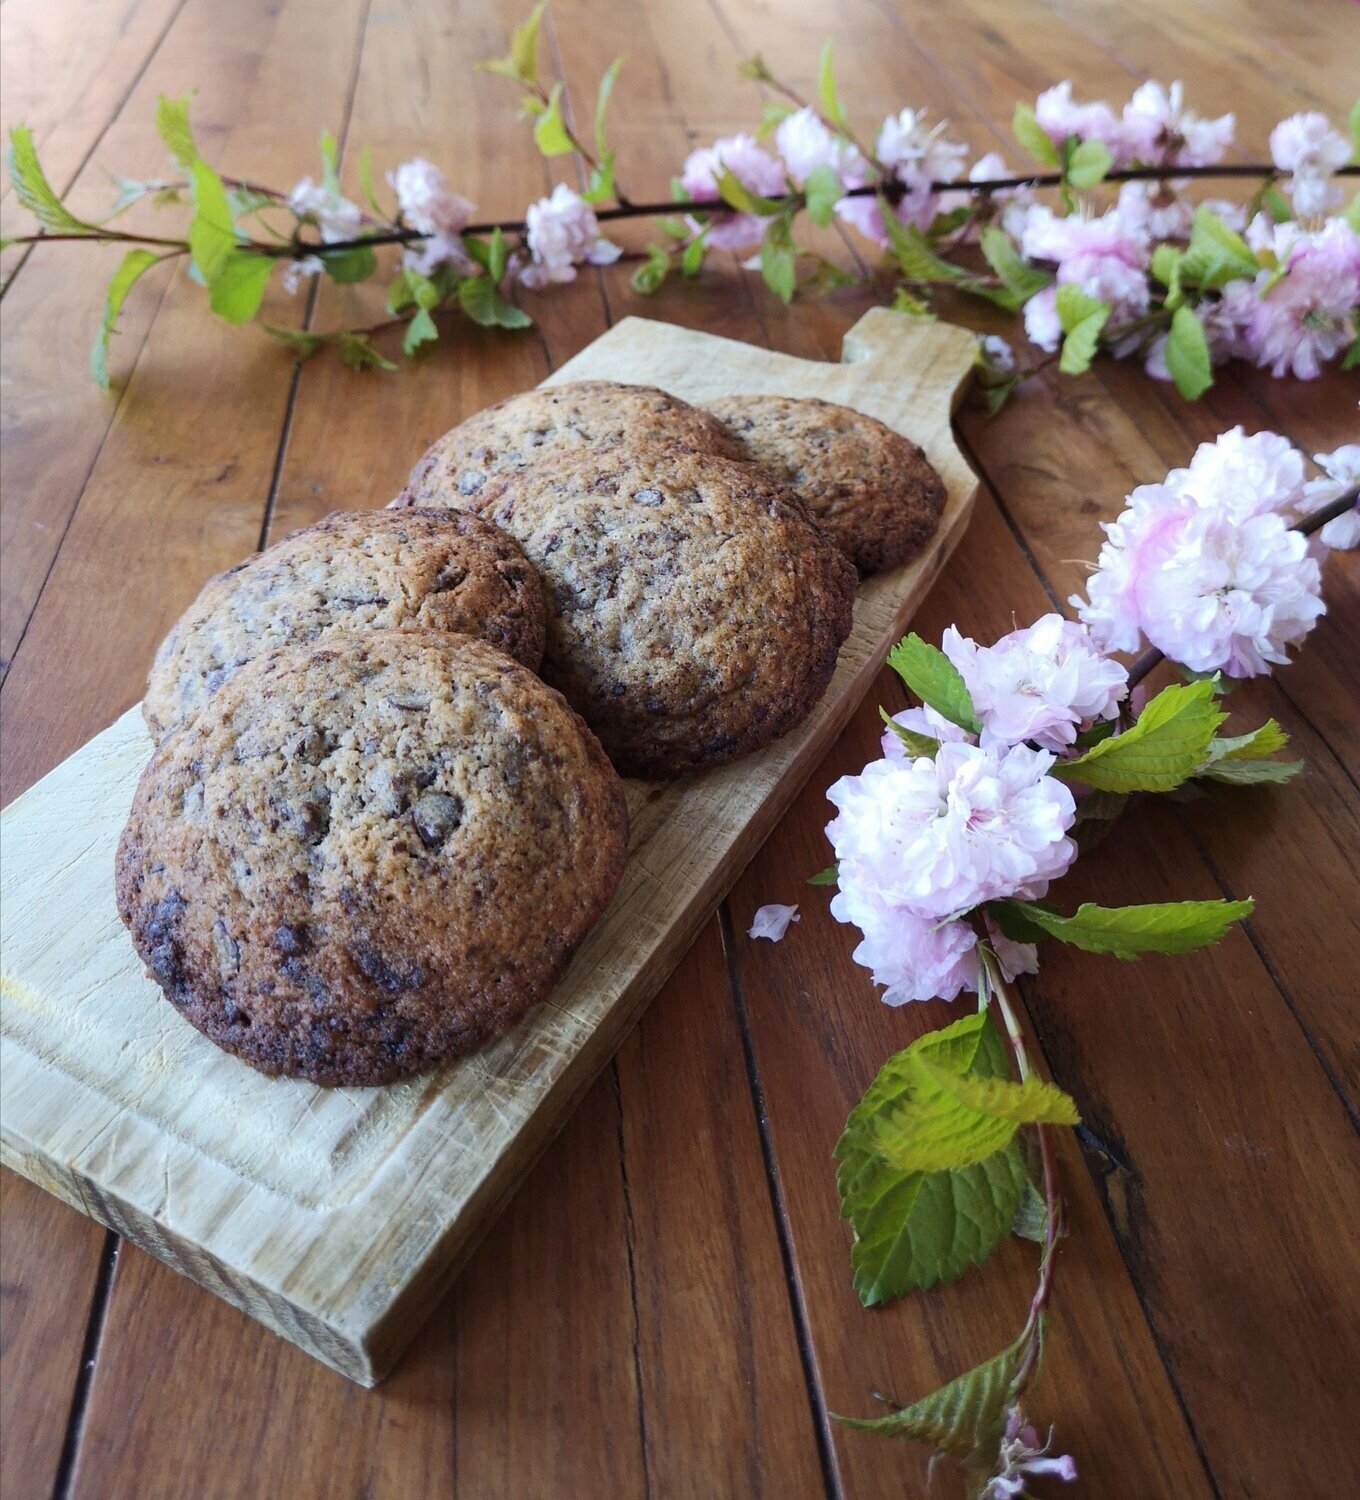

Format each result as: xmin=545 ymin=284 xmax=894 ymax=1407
xmin=840 ymin=306 xmax=979 ymax=415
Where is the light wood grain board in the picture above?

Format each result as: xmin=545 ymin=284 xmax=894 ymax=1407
xmin=0 ymin=309 xmax=977 ymax=1385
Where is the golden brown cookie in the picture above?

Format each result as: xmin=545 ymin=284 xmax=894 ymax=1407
xmin=704 ymin=394 xmax=945 ymax=575
xmin=143 ymin=508 xmax=546 ymax=740
xmin=117 ymin=631 xmax=628 ymax=1086
xmin=450 ymin=445 xmax=858 ymax=779
xmin=393 ymin=380 xmax=745 ymax=508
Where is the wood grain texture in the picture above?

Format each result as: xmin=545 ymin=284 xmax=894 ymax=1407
xmin=1 ymin=309 xmax=979 ymax=1385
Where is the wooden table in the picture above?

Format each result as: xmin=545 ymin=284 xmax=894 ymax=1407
xmin=2 ymin=0 xmax=1356 ymax=1495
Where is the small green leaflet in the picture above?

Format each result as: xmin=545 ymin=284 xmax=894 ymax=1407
xmin=1055 ymin=283 xmax=1110 ymax=375
xmin=757 ymin=99 xmax=794 ymax=141
xmin=356 ymin=148 xmax=383 ymax=216
xmin=759 ymin=216 xmax=796 ymax=303
xmin=803 ymin=163 xmax=841 ymax=228
xmin=807 ymin=863 xmax=839 ymax=887
xmin=584 ymin=152 xmax=616 ymax=204
xmin=208 ymin=250 xmax=273 ymax=323
xmin=1011 ymin=1182 xmax=1048 ymax=1243
xmin=1151 ymin=243 xmax=1184 ymax=308
xmin=891 ymin=286 xmax=935 ymax=319
xmin=1350 ymin=98 xmax=1360 ymax=162
xmin=715 ymin=166 xmax=785 ymax=217
xmin=681 ymin=230 xmax=707 ymax=278
xmin=477 ymin=1 xmax=545 ymax=86
xmin=1165 ymin=305 xmax=1213 ymax=399
xmin=594 ymin=57 xmax=623 ymax=157
xmin=836 ymin=1334 xmax=1026 ymax=1460
xmin=263 ymin=323 xmax=329 ymax=359
xmin=155 ymin=92 xmax=199 ymax=171
xmin=7 ymin=125 xmax=93 ymax=234
xmin=979 ymin=226 xmax=1052 ymax=305
xmin=1202 ymin=719 xmax=1288 ymax=762
xmin=1055 ymin=677 xmax=1225 ymax=793
xmin=882 ymin=209 xmax=969 ymax=283
xmin=188 ymin=159 xmax=239 ymax=284
xmin=107 ymin=172 xmax=156 ymax=219
xmin=1199 ymin=757 xmax=1302 ymax=786
xmin=402 ymin=307 xmax=439 ymax=355
xmin=1183 ymin=207 xmax=1259 ymax=287
xmin=337 ymin=332 xmax=396 ymax=371
xmin=91 ymin=249 xmax=162 ymax=388
xmin=989 ymin=896 xmax=1254 ymax=959
xmin=817 ymin=40 xmax=848 ymax=129
xmin=458 ymin=275 xmax=533 ymax=328
xmin=532 ymin=83 xmax=574 ymax=157
xmin=1070 ymin=787 xmax=1129 ymax=854
xmin=1011 ymin=102 xmax=1059 ymax=167
xmin=879 ymin=705 xmax=940 ymax=758
xmin=1064 ymin=137 xmax=1111 ymax=189
xmin=629 ymin=243 xmax=671 ymax=295
xmin=886 ymin=633 xmax=982 ymax=734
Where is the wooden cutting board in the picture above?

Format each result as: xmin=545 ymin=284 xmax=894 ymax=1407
xmin=0 ymin=309 xmax=978 ymax=1385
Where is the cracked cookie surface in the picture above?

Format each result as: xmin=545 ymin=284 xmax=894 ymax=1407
xmin=144 ymin=508 xmax=546 ymax=740
xmin=393 ymin=380 xmax=745 ymax=509
xmin=447 ymin=445 xmax=858 ymax=778
xmin=118 ymin=631 xmax=628 ymax=1086
xmin=704 ymin=393 xmax=945 ymax=576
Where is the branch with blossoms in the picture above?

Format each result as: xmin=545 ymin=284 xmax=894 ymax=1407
xmin=4 ymin=4 xmax=1358 ymax=397
xmin=746 ymin=430 xmax=1358 ymax=1494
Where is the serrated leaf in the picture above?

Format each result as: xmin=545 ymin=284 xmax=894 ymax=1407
xmin=882 ymin=207 xmax=969 ymax=282
xmin=155 ymin=92 xmax=199 ymax=170
xmin=1011 ymin=1181 xmax=1048 ymax=1242
xmin=1199 ymin=757 xmax=1302 ymax=785
xmin=107 ymin=172 xmax=156 ymax=218
xmin=208 ymin=250 xmax=273 ymax=323
xmin=583 ymin=150 xmax=616 ymax=204
xmin=532 ymin=83 xmax=574 ymax=157
xmin=263 ymin=323 xmax=328 ymax=358
xmin=6 ymin=125 xmax=92 ymax=234
xmin=1151 ymin=243 xmax=1184 ymax=310
xmin=337 ymin=332 xmax=396 ymax=371
xmin=1055 ymin=283 xmax=1110 ymax=375
xmin=1055 ymin=678 xmax=1225 ymax=793
xmin=886 ymin=633 xmax=981 ymax=734
xmin=1204 ymin=719 xmax=1288 ymax=763
xmin=817 ymin=40 xmax=847 ymax=129
xmin=1012 ymin=102 xmax=1059 ymax=167
xmin=458 ymin=274 xmax=532 ymax=327
xmin=402 ymin=306 xmax=438 ymax=354
xmin=681 ymin=229 xmax=707 ymax=277
xmin=759 ymin=223 xmax=796 ymax=303
xmin=807 ymin=863 xmax=839 ymax=887
xmin=879 ymin=705 xmax=940 ymax=757
xmin=716 ymin=166 xmax=784 ymax=217
xmin=989 ymin=896 xmax=1254 ymax=959
xmin=629 ymin=242 xmax=671 ymax=295
xmin=188 ymin=158 xmax=238 ymax=283
xmin=1165 ymin=304 xmax=1212 ymax=399
xmin=1182 ymin=206 xmax=1259 ymax=288
xmin=91 ymin=249 xmax=161 ymax=388
xmin=804 ymin=163 xmax=841 ymax=228
xmin=1064 ymin=137 xmax=1111 ymax=189
xmin=836 ymin=1337 xmax=1023 ymax=1457
xmin=979 ymin=226 xmax=1052 ymax=304
xmin=320 ymin=243 xmax=377 ymax=284
xmin=477 ymin=1 xmax=545 ymax=86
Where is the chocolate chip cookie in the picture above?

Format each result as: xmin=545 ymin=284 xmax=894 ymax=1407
xmin=448 ymin=445 xmax=858 ymax=779
xmin=117 ymin=631 xmax=628 ymax=1086
xmin=143 ymin=508 xmax=546 ymax=740
xmin=704 ymin=394 xmax=946 ymax=575
xmin=393 ymin=380 xmax=745 ymax=509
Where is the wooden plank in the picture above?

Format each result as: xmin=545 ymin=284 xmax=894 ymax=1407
xmin=1 ymin=310 xmax=980 ymax=1385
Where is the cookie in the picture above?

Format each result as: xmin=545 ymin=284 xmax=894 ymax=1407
xmin=393 ymin=380 xmax=745 ymax=508
xmin=704 ymin=394 xmax=946 ymax=575
xmin=143 ymin=508 xmax=546 ymax=740
xmin=117 ymin=631 xmax=629 ymax=1087
xmin=448 ymin=445 xmax=858 ymax=779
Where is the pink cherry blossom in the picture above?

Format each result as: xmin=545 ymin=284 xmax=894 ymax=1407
xmin=1020 ymin=204 xmax=1151 ymax=333
xmin=1023 ymin=285 xmax=1063 ymax=352
xmin=828 ymin=886 xmax=982 ymax=1003
xmin=940 ymin=616 xmax=1128 ymax=751
xmin=389 ymin=157 xmax=476 ymax=275
xmin=1233 ymin=216 xmax=1360 ymax=378
xmin=1306 ymin=442 xmax=1360 ymax=550
xmin=880 ymin=705 xmax=972 ymax=758
xmin=969 ymin=151 xmax=1034 ymax=240
xmin=680 ymin=132 xmax=786 ymax=251
xmin=983 ymin=1408 xmax=1078 ymax=1499
xmin=1034 ymin=82 xmax=1125 ymax=161
xmin=774 ymin=106 xmax=869 ymax=189
xmin=1119 ymin=80 xmax=1234 ymax=168
xmin=519 ymin=184 xmax=621 ymax=289
xmin=873 ymin=107 xmax=968 ymax=230
xmin=286 ymin=177 xmax=363 ymax=243
xmin=1171 ymin=425 xmax=1308 ymax=521
xmin=1270 ymin=112 xmax=1352 ymax=217
xmin=747 ymin=903 xmax=800 ymax=941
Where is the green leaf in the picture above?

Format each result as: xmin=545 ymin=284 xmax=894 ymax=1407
xmin=804 ymin=163 xmax=841 ymax=228
xmin=1199 ymin=757 xmax=1302 ymax=785
xmin=458 ymin=274 xmax=533 ymax=327
xmin=1165 ymin=305 xmax=1213 ymax=399
xmin=807 ymin=863 xmax=839 ymax=887
xmin=1345 ymin=334 xmax=1360 ymax=369
xmin=318 ymin=130 xmax=340 ymax=195
xmin=836 ymin=1337 xmax=1024 ymax=1460
xmin=890 ymin=286 xmax=936 ymax=319
xmin=990 ymin=896 xmax=1254 ymax=959
xmin=356 ymin=147 xmax=383 ymax=216
xmin=882 ymin=207 xmax=968 ymax=283
xmin=477 ymin=1 xmax=545 ymax=86
xmin=208 ymin=250 xmax=273 ymax=323
xmin=532 ymin=83 xmax=574 ymax=157
xmin=263 ymin=323 xmax=328 ymax=359
xmin=629 ymin=242 xmax=671 ymax=295
xmin=759 ymin=217 xmax=796 ymax=303
xmin=1012 ymin=102 xmax=1059 ymax=167
xmin=1055 ymin=283 xmax=1110 ymax=375
xmin=715 ymin=166 xmax=785 ymax=217
xmin=1011 ymin=1182 xmax=1048 ymax=1242
xmin=757 ymin=98 xmax=794 ymax=141
xmin=817 ymin=40 xmax=847 ymax=129
xmin=879 ymin=705 xmax=941 ymax=757
xmin=979 ymin=226 xmax=1052 ymax=304
xmin=886 ymin=633 xmax=981 ymax=734
xmin=487 ymin=224 xmax=508 ymax=282
xmin=1350 ymin=98 xmax=1360 ymax=162
xmin=402 ymin=306 xmax=438 ymax=355
xmin=6 ymin=125 xmax=92 ymax=233
xmin=680 ymin=229 xmax=707 ymax=278
xmin=583 ymin=151 xmax=616 ymax=204
xmin=1070 ymin=787 xmax=1129 ymax=854
xmin=107 ymin=172 xmax=156 ymax=218
xmin=1065 ymin=137 xmax=1111 ymax=189
xmin=91 ymin=249 xmax=161 ymax=388
xmin=1054 ymin=678 xmax=1225 ymax=793
xmin=337 ymin=332 xmax=396 ymax=371
xmin=1182 ymin=206 xmax=1259 ymax=288
xmin=227 ymin=186 xmax=275 ymax=220
xmin=1204 ymin=719 xmax=1288 ymax=764
xmin=737 ymin=52 xmax=775 ymax=83
xmin=188 ymin=158 xmax=238 ymax=284
xmin=1151 ymin=243 xmax=1184 ymax=309
xmin=155 ymin=92 xmax=199 ymax=170
xmin=594 ymin=56 xmax=623 ymax=157
xmin=320 ymin=243 xmax=377 ymax=283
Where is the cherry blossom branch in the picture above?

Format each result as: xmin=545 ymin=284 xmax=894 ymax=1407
xmin=1124 ymin=482 xmax=1360 ymax=691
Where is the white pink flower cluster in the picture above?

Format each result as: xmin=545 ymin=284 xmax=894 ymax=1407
xmin=824 ymin=616 xmax=1127 ymax=1004
xmin=1073 ymin=427 xmax=1349 ymax=677
xmin=389 ymin=158 xmax=475 ymax=276
xmin=519 ymin=183 xmax=622 ymax=288
xmin=1034 ymin=79 xmax=1235 ymax=170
